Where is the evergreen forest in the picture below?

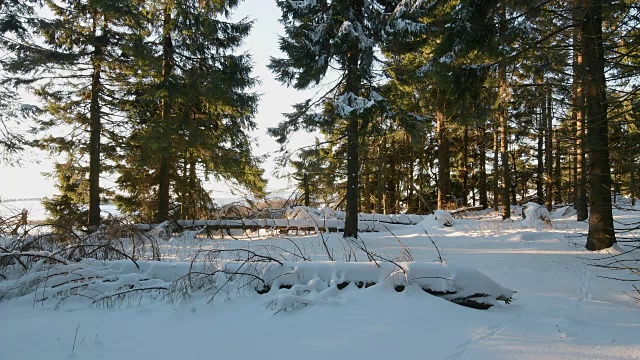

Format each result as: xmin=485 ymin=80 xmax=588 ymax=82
xmin=1 ymin=0 xmax=639 ymax=251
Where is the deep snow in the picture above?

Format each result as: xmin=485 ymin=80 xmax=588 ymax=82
xmin=1 ymin=207 xmax=639 ymax=360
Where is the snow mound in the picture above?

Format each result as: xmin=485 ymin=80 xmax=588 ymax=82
xmin=521 ymin=202 xmax=551 ymax=228
xmin=511 ymin=205 xmax=523 ymax=217
xmin=417 ymin=210 xmax=454 ymax=228
xmin=358 ymin=213 xmax=424 ymax=225
xmin=553 ymin=205 xmax=577 ymax=218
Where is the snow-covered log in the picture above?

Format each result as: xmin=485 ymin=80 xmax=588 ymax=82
xmin=286 ymin=206 xmax=425 ymax=225
xmin=224 ymin=261 xmax=515 ymax=310
xmin=174 ymin=218 xmax=384 ymax=233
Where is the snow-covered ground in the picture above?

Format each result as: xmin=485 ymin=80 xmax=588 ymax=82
xmin=1 ymin=207 xmax=639 ymax=360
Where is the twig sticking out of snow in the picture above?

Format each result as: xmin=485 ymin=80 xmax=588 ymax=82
xmin=421 ymin=226 xmax=444 ymax=263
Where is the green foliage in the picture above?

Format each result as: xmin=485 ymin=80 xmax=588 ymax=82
xmin=42 ymin=160 xmax=90 ymax=231
xmin=115 ymin=0 xmax=265 ymax=221
xmin=0 ymin=0 xmax=40 ymax=164
xmin=4 ymin=0 xmax=144 ymax=227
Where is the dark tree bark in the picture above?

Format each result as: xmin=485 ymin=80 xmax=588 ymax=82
xmin=436 ymin=101 xmax=450 ymax=210
xmin=493 ymin=129 xmax=500 ymax=211
xmin=631 ymin=163 xmax=636 ymax=207
xmin=500 ymin=106 xmax=510 ymax=220
xmin=510 ymin=151 xmax=517 ymax=205
xmin=545 ymin=85 xmax=553 ymax=211
xmin=88 ymin=12 xmax=103 ymax=228
xmin=554 ymin=131 xmax=562 ymax=204
xmin=479 ymin=128 xmax=488 ymax=209
xmin=499 ymin=73 xmax=510 ymax=219
xmin=573 ymin=1 xmax=588 ymax=221
xmin=581 ymin=0 xmax=616 ymax=250
xmin=498 ymin=4 xmax=510 ymax=219
xmin=343 ymin=0 xmax=364 ymax=238
xmin=377 ymin=138 xmax=385 ymax=214
xmin=407 ymin=135 xmax=416 ymax=213
xmin=462 ymin=125 xmax=469 ymax=206
xmin=537 ymin=87 xmax=545 ymax=203
xmin=156 ymin=6 xmax=173 ymax=223
xmin=303 ymin=172 xmax=310 ymax=207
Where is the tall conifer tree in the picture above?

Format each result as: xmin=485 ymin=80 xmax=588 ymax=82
xmin=7 ymin=0 xmax=143 ymax=229
xmin=116 ymin=0 xmax=265 ymax=222
xmin=269 ymin=0 xmax=416 ymax=237
xmin=580 ymin=0 xmax=616 ymax=250
xmin=0 ymin=0 xmax=39 ymax=163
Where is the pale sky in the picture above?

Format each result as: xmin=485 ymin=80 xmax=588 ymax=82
xmin=1 ymin=0 xmax=317 ymax=201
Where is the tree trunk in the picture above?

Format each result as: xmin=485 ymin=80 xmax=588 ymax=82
xmin=631 ymin=163 xmax=636 ymax=207
xmin=462 ymin=125 xmax=469 ymax=207
xmin=343 ymin=0 xmax=363 ymax=238
xmin=346 ymin=148 xmax=361 ymax=225
xmin=545 ymin=85 xmax=553 ymax=211
xmin=387 ymin=154 xmax=398 ymax=213
xmin=500 ymin=109 xmax=510 ymax=220
xmin=499 ymin=81 xmax=510 ymax=219
xmin=581 ymin=0 xmax=616 ymax=250
xmin=537 ymin=87 xmax=545 ymax=203
xmin=573 ymin=1 xmax=588 ymax=221
xmin=554 ymin=130 xmax=562 ymax=204
xmin=186 ymin=154 xmax=197 ymax=218
xmin=179 ymin=154 xmax=188 ymax=217
xmin=407 ymin=135 xmax=416 ymax=213
xmin=436 ymin=101 xmax=450 ymax=210
xmin=303 ymin=172 xmax=310 ymax=207
xmin=156 ymin=5 xmax=173 ymax=223
xmin=510 ymin=151 xmax=518 ymax=205
xmin=479 ymin=128 xmax=488 ymax=209
xmin=493 ymin=129 xmax=500 ymax=211
xmin=498 ymin=4 xmax=510 ymax=219
xmin=88 ymin=12 xmax=103 ymax=228
xmin=377 ymin=138 xmax=384 ymax=213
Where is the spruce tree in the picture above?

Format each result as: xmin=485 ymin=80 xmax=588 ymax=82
xmin=6 ymin=0 xmax=143 ymax=229
xmin=580 ymin=0 xmax=616 ymax=250
xmin=269 ymin=0 xmax=421 ymax=237
xmin=289 ymin=143 xmax=337 ymax=207
xmin=116 ymin=0 xmax=265 ymax=222
xmin=0 ymin=0 xmax=39 ymax=163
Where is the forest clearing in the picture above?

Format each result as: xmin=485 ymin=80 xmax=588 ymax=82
xmin=1 ymin=203 xmax=640 ymax=359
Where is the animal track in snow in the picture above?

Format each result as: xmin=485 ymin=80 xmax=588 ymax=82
xmin=579 ymin=267 xmax=592 ymax=301
xmin=439 ymin=318 xmax=517 ymax=360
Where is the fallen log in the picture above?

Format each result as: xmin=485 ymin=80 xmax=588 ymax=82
xmin=450 ymin=206 xmax=485 ymax=218
xmin=222 ymin=261 xmax=515 ymax=310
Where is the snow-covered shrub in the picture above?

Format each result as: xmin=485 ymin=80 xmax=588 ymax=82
xmin=0 ymin=260 xmax=176 ymax=306
xmin=521 ymin=202 xmax=551 ymax=228
xmin=417 ymin=210 xmax=455 ymax=228
xmin=0 ymin=220 xmax=166 ymax=284
xmin=434 ymin=210 xmax=455 ymax=227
